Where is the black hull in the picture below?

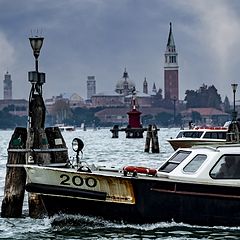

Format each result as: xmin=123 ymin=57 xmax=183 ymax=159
xmin=26 ymin=178 xmax=240 ymax=226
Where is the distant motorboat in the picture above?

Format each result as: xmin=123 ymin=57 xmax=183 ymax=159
xmin=168 ymin=121 xmax=240 ymax=150
xmin=54 ymin=124 xmax=75 ymax=132
xmin=167 ymin=126 xmax=228 ymax=150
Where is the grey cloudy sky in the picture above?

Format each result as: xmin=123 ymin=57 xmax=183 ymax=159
xmin=0 ymin=0 xmax=240 ymax=102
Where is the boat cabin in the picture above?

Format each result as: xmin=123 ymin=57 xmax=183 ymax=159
xmin=175 ymin=128 xmax=227 ymax=140
xmin=158 ymin=144 xmax=240 ymax=183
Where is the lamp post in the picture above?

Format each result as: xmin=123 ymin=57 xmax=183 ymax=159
xmin=231 ymin=83 xmax=238 ymax=121
xmin=29 ymin=36 xmax=45 ymax=96
xmin=28 ymin=35 xmax=46 ymax=129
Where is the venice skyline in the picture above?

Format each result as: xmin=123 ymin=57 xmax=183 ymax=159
xmin=0 ymin=0 xmax=239 ymax=102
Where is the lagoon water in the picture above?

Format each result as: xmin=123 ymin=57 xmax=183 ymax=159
xmin=1 ymin=128 xmax=240 ymax=239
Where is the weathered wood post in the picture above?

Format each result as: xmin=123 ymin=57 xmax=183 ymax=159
xmin=111 ymin=125 xmax=119 ymax=138
xmin=151 ymin=124 xmax=160 ymax=153
xmin=144 ymin=125 xmax=152 ymax=153
xmin=1 ymin=127 xmax=27 ymax=218
xmin=45 ymin=127 xmax=68 ymax=163
xmin=144 ymin=124 xmax=160 ymax=153
xmin=27 ymin=127 xmax=50 ymax=218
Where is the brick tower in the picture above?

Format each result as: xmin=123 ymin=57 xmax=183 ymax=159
xmin=164 ymin=22 xmax=179 ymax=100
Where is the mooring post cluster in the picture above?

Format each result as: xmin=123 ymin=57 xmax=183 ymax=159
xmin=1 ymin=35 xmax=68 ymax=218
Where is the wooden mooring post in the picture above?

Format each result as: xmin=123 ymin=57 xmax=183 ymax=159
xmin=27 ymin=126 xmax=68 ymax=218
xmin=110 ymin=125 xmax=119 ymax=138
xmin=1 ymin=127 xmax=27 ymax=218
xmin=144 ymin=124 xmax=160 ymax=153
xmin=1 ymin=126 xmax=69 ymax=218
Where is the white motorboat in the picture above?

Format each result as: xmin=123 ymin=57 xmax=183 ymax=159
xmin=167 ymin=126 xmax=228 ymax=150
xmin=54 ymin=124 xmax=75 ymax=132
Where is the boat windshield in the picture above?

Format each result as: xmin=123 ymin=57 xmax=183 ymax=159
xmin=183 ymin=154 xmax=207 ymax=173
xmin=176 ymin=131 xmax=204 ymax=138
xmin=159 ymin=150 xmax=191 ymax=173
xmin=210 ymin=155 xmax=240 ymax=179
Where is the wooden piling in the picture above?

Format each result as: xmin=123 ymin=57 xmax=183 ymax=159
xmin=111 ymin=125 xmax=119 ymax=138
xmin=27 ymin=126 xmax=68 ymax=218
xmin=151 ymin=124 xmax=160 ymax=153
xmin=1 ymin=127 xmax=27 ymax=218
xmin=45 ymin=127 xmax=68 ymax=163
xmin=144 ymin=124 xmax=160 ymax=153
xmin=26 ymin=127 xmax=50 ymax=218
xmin=144 ymin=125 xmax=152 ymax=153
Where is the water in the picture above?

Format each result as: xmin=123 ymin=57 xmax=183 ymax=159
xmin=1 ymin=128 xmax=240 ymax=239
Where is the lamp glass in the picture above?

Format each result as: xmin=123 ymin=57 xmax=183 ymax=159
xmin=29 ymin=37 xmax=44 ymax=53
xmin=231 ymin=83 xmax=238 ymax=92
xmin=72 ymin=138 xmax=84 ymax=152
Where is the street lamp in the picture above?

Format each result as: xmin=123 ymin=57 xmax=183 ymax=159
xmin=28 ymin=35 xmax=45 ymax=96
xmin=28 ymin=34 xmax=46 ymax=129
xmin=29 ymin=36 xmax=44 ymax=72
xmin=231 ymin=83 xmax=238 ymax=121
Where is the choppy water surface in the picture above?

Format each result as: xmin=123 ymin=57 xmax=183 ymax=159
xmin=1 ymin=128 xmax=240 ymax=239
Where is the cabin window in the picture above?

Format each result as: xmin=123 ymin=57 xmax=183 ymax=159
xmin=177 ymin=131 xmax=203 ymax=138
xmin=183 ymin=154 xmax=207 ymax=173
xmin=210 ymin=155 xmax=240 ymax=179
xmin=159 ymin=150 xmax=191 ymax=173
xmin=203 ymin=132 xmax=226 ymax=139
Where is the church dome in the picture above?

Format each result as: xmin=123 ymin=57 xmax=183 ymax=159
xmin=115 ymin=79 xmax=135 ymax=91
xmin=115 ymin=69 xmax=135 ymax=95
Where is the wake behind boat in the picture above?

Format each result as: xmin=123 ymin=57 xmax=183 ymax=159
xmin=25 ymin=138 xmax=240 ymax=226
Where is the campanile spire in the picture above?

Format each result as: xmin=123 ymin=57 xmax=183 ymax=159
xmin=164 ymin=22 xmax=179 ymax=100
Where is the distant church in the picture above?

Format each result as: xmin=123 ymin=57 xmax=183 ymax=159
xmin=89 ymin=22 xmax=179 ymax=108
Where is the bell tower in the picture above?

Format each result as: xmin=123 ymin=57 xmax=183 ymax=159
xmin=3 ymin=71 xmax=12 ymax=100
xmin=143 ymin=77 xmax=148 ymax=94
xmin=164 ymin=22 xmax=179 ymax=100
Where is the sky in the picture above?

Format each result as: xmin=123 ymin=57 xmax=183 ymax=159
xmin=0 ymin=0 xmax=240 ymax=103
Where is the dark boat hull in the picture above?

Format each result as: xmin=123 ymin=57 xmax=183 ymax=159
xmin=26 ymin=177 xmax=240 ymax=226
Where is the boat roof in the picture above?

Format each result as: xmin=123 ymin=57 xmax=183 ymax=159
xmin=180 ymin=127 xmax=228 ymax=132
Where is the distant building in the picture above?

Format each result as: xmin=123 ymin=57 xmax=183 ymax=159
xmin=180 ymin=107 xmax=230 ymax=125
xmin=87 ymin=76 xmax=96 ymax=100
xmin=45 ymin=93 xmax=85 ymax=114
xmin=164 ymin=22 xmax=179 ymax=101
xmin=91 ymin=91 xmax=125 ymax=107
xmin=3 ymin=71 xmax=12 ymax=100
xmin=0 ymin=99 xmax=28 ymax=116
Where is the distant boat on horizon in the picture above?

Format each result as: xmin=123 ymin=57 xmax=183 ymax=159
xmin=54 ymin=124 xmax=75 ymax=132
